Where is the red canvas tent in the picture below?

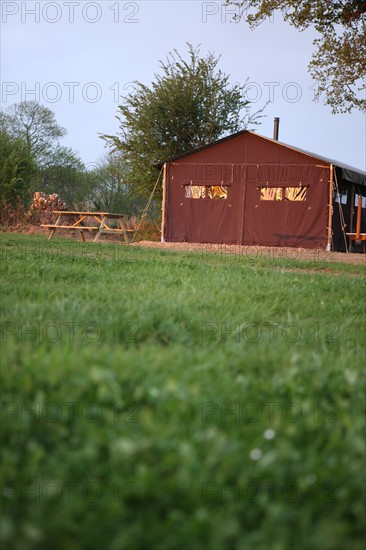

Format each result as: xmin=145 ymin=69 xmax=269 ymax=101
xmin=158 ymin=130 xmax=366 ymax=251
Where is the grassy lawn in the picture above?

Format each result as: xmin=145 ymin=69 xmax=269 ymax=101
xmin=1 ymin=233 xmax=365 ymax=550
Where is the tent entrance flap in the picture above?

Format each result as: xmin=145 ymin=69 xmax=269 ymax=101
xmin=181 ymin=182 xmax=242 ymax=244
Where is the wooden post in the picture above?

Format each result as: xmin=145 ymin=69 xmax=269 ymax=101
xmin=161 ymin=162 xmax=167 ymax=243
xmin=349 ymin=184 xmax=355 ymax=252
xmin=356 ymin=195 xmax=362 ymax=240
xmin=326 ymin=164 xmax=334 ymax=252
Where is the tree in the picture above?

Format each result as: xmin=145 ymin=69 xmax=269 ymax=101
xmin=102 ymin=44 xmax=263 ymax=195
xmin=89 ymin=154 xmax=149 ymax=215
xmin=227 ymin=0 xmax=366 ymax=113
xmin=0 ymin=102 xmax=94 ymax=208
xmin=0 ymin=101 xmax=66 ymax=164
xmin=33 ymin=145 xmax=93 ymax=207
xmin=0 ymin=129 xmax=35 ymax=205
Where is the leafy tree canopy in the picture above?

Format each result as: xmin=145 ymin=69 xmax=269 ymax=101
xmin=33 ymin=145 xmax=92 ymax=207
xmin=102 ymin=44 xmax=264 ymax=195
xmin=228 ymin=0 xmax=366 ymax=113
xmin=0 ymin=129 xmax=35 ymax=205
xmin=0 ymin=102 xmax=94 ymax=208
xmin=90 ymin=154 xmax=148 ymax=215
xmin=0 ymin=101 xmax=66 ymax=164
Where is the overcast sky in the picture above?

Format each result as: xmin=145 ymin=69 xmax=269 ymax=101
xmin=1 ymin=0 xmax=365 ymax=172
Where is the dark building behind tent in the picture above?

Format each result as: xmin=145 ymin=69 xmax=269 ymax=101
xmin=159 ymin=130 xmax=366 ymax=252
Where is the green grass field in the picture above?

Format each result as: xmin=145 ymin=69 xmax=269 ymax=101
xmin=1 ymin=233 xmax=365 ymax=550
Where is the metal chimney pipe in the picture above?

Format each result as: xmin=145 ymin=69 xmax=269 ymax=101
xmin=273 ymin=117 xmax=280 ymax=140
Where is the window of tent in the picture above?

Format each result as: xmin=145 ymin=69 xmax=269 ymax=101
xmin=285 ymin=187 xmax=307 ymax=201
xmin=334 ymin=189 xmax=348 ymax=204
xmin=354 ymin=193 xmax=366 ymax=208
xmin=259 ymin=187 xmax=283 ymax=201
xmin=259 ymin=186 xmax=307 ymax=201
xmin=184 ymin=184 xmax=228 ymax=199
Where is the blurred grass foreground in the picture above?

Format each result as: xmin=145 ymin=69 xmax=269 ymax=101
xmin=1 ymin=234 xmax=365 ymax=550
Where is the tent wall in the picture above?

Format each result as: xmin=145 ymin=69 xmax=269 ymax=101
xmin=164 ymin=132 xmax=329 ymax=249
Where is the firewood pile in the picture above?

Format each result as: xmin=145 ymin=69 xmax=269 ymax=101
xmin=27 ymin=192 xmax=67 ymax=224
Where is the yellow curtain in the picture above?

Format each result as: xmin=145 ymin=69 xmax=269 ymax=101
xmin=260 ymin=187 xmax=283 ymax=201
xmin=285 ymin=187 xmax=307 ymax=201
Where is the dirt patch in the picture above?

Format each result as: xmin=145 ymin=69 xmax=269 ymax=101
xmin=2 ymin=226 xmax=365 ymax=266
xmin=134 ymin=240 xmax=366 ymax=266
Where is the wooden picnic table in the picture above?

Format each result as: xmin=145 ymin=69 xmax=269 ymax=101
xmin=42 ymin=211 xmax=133 ymax=243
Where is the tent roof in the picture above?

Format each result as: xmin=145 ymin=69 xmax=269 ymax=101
xmin=157 ymin=130 xmax=366 ymax=187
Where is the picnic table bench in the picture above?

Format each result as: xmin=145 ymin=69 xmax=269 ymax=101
xmin=42 ymin=211 xmax=133 ymax=243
